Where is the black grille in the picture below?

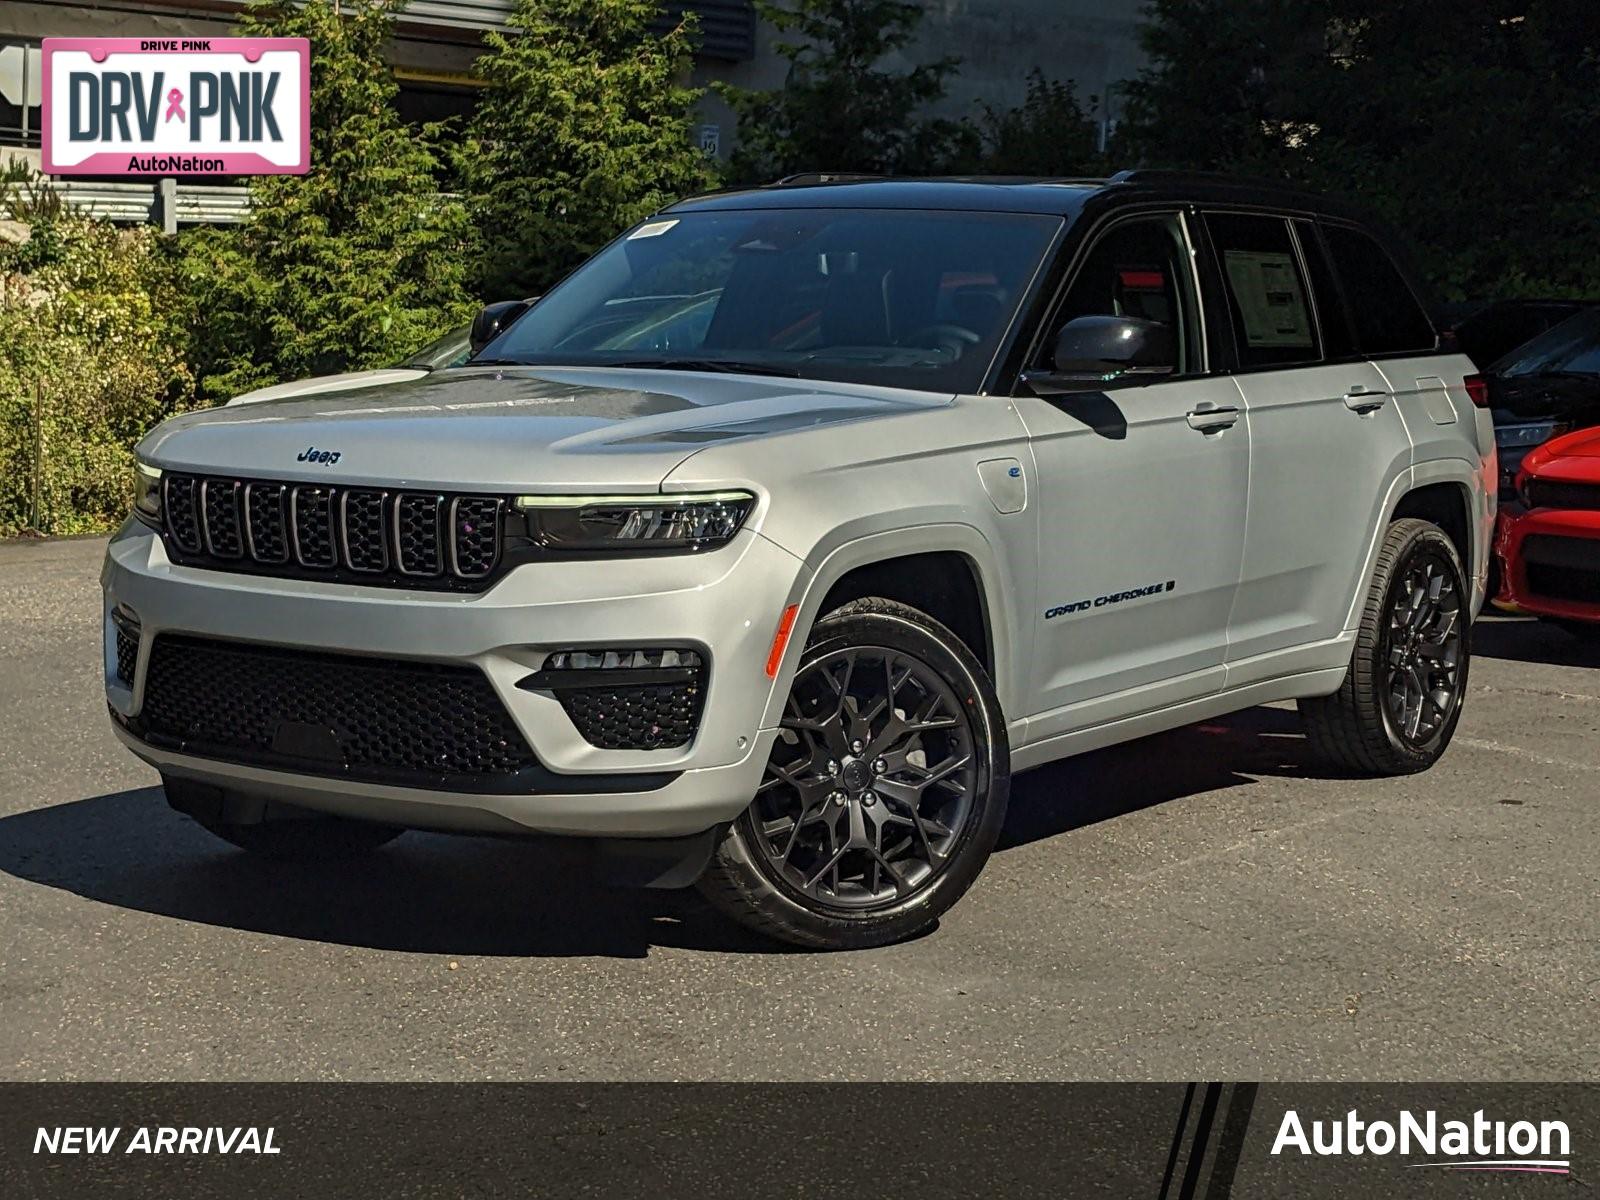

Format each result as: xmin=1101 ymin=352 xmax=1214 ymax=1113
xmin=525 ymin=653 xmax=708 ymax=750
xmin=1525 ymin=479 xmax=1600 ymax=512
xmin=557 ymin=682 xmax=705 ymax=750
xmin=1522 ymin=534 xmax=1600 ymax=605
xmin=396 ymin=494 xmax=444 ymax=575
xmin=293 ymin=486 xmax=337 ymax=568
xmin=138 ymin=635 xmax=540 ymax=787
xmin=245 ymin=484 xmax=289 ymax=563
xmin=161 ymin=474 xmax=507 ymax=590
xmin=451 ymin=497 xmax=502 ymax=578
xmin=342 ymin=490 xmax=388 ymax=572
xmin=164 ymin=477 xmax=202 ymax=553
xmin=114 ymin=629 xmax=137 ymax=686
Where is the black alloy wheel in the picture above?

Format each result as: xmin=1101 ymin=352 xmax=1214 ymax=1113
xmin=698 ymin=598 xmax=1009 ymax=949
xmin=1380 ymin=547 xmax=1466 ymax=747
xmin=1300 ymin=518 xmax=1471 ymax=775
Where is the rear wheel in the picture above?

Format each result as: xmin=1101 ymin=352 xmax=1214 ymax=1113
xmin=1300 ymin=518 xmax=1470 ymax=775
xmin=698 ymin=597 xmax=1008 ymax=950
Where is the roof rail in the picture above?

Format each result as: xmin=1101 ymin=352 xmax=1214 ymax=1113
xmin=770 ymin=172 xmax=888 ymax=187
xmin=1107 ymin=167 xmax=1318 ymax=193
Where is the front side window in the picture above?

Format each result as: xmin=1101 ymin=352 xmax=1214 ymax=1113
xmin=1206 ymin=212 xmax=1319 ymax=369
xmin=1320 ymin=223 xmax=1437 ymax=356
xmin=480 ymin=208 xmax=1062 ymax=394
xmin=1040 ymin=213 xmax=1202 ymax=374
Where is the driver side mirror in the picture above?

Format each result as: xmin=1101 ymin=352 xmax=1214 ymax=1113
xmin=470 ymin=297 xmax=539 ymax=356
xmin=1024 ymin=314 xmax=1176 ymax=395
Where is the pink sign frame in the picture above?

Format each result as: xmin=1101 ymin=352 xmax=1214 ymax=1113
xmin=42 ymin=37 xmax=311 ymax=176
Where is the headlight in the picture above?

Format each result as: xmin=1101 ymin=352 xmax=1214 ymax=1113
xmin=133 ymin=460 xmax=162 ymax=529
xmin=1495 ymin=420 xmax=1568 ymax=450
xmin=514 ymin=491 xmax=755 ymax=552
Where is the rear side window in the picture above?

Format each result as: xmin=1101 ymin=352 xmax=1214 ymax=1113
xmin=1293 ymin=220 xmax=1357 ymax=360
xmin=1320 ymin=224 xmax=1436 ymax=355
xmin=1205 ymin=212 xmax=1318 ymax=368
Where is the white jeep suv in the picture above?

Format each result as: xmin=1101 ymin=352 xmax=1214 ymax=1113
xmin=104 ymin=172 xmax=1494 ymax=949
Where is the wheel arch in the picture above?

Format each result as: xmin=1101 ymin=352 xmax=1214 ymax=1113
xmin=1341 ymin=462 xmax=1487 ymax=633
xmin=762 ymin=525 xmax=1017 ymax=728
xmin=1391 ymin=478 xmax=1475 ymax=582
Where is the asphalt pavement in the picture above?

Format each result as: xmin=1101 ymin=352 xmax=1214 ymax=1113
xmin=2 ymin=535 xmax=1596 ymax=1080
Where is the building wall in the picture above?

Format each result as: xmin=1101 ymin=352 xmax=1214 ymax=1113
xmin=4 ymin=0 xmax=1149 ymax=174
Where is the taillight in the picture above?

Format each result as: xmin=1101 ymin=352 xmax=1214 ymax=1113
xmin=1464 ymin=374 xmax=1490 ymax=408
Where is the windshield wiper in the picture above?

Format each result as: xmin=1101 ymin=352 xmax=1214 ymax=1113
xmin=608 ymin=358 xmax=802 ymax=378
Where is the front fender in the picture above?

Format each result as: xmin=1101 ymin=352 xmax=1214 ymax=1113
xmin=756 ymin=522 xmax=1022 ymax=729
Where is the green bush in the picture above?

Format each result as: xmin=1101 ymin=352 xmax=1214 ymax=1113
xmin=0 ymin=208 xmax=194 ymax=536
xmin=181 ymin=0 xmax=476 ymax=403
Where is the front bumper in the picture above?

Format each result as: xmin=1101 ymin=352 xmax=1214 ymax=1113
xmin=102 ymin=521 xmax=806 ymax=837
xmin=1495 ymin=504 xmax=1600 ymax=624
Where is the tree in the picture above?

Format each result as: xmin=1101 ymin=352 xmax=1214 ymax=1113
xmin=975 ymin=70 xmax=1105 ymax=178
xmin=181 ymin=0 xmax=473 ymax=401
xmin=1121 ymin=0 xmax=1600 ymax=301
xmin=717 ymin=0 xmax=973 ymax=184
xmin=464 ymin=0 xmax=715 ymax=299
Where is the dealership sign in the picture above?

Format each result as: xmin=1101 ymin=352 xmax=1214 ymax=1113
xmin=42 ymin=37 xmax=309 ymax=176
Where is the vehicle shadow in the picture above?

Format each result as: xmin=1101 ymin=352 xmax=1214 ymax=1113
xmin=1471 ymin=612 xmax=1600 ymax=668
xmin=0 ymin=707 xmax=1320 ymax=959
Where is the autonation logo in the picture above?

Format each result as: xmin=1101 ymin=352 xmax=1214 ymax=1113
xmin=1272 ymin=1108 xmax=1571 ymax=1175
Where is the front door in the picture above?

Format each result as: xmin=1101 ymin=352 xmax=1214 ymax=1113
xmin=1016 ymin=211 xmax=1249 ymax=738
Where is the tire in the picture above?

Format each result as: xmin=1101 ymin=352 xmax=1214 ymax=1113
xmin=698 ymin=597 xmax=1009 ymax=950
xmin=1299 ymin=518 xmax=1470 ymax=775
xmin=194 ymin=813 xmax=403 ymax=861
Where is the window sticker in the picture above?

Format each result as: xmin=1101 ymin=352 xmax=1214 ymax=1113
xmin=1223 ymin=249 xmax=1313 ymax=348
xmin=628 ymin=219 xmax=679 ymax=240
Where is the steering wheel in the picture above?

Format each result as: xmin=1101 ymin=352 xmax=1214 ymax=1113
xmin=902 ymin=323 xmax=982 ymax=356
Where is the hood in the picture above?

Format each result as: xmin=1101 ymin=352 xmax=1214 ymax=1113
xmin=1524 ymin=425 xmax=1600 ymax=482
xmin=225 ymin=367 xmax=429 ymax=406
xmin=141 ymin=366 xmax=949 ymax=491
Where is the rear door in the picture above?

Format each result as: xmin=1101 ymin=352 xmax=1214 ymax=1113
xmin=1204 ymin=211 xmax=1409 ymax=674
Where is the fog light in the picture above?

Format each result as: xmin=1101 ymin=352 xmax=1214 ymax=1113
xmin=516 ymin=649 xmax=708 ymax=751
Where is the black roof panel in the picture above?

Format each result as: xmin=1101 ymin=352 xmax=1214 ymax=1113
xmin=664 ymin=170 xmax=1367 ymax=222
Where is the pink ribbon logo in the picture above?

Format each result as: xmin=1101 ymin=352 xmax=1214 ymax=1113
xmin=164 ymin=88 xmax=185 ymax=123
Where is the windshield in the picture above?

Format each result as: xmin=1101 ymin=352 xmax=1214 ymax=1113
xmin=1491 ymin=307 xmax=1600 ymax=379
xmin=477 ymin=208 xmax=1061 ymax=393
xmin=399 ymin=326 xmax=472 ymax=371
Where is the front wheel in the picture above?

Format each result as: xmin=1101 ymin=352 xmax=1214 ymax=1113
xmin=1300 ymin=518 xmax=1470 ymax=775
xmin=698 ymin=597 xmax=1009 ymax=950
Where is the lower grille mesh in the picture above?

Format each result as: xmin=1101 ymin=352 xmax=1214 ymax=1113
xmin=557 ymin=682 xmax=705 ymax=750
xmin=114 ymin=629 xmax=137 ymax=686
xmin=139 ymin=635 xmax=540 ymax=786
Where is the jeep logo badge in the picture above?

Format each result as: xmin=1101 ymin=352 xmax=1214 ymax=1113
xmin=296 ymin=445 xmax=342 ymax=465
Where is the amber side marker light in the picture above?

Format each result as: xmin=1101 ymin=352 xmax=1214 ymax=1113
xmin=766 ymin=604 xmax=799 ymax=678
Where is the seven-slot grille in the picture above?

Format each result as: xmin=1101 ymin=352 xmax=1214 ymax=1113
xmin=162 ymin=474 xmax=504 ymax=589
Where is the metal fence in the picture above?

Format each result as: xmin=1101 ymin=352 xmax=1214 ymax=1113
xmin=52 ymin=180 xmax=253 ymax=228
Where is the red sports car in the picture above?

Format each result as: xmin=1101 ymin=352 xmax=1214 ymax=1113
xmin=1497 ymin=425 xmax=1600 ymax=637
